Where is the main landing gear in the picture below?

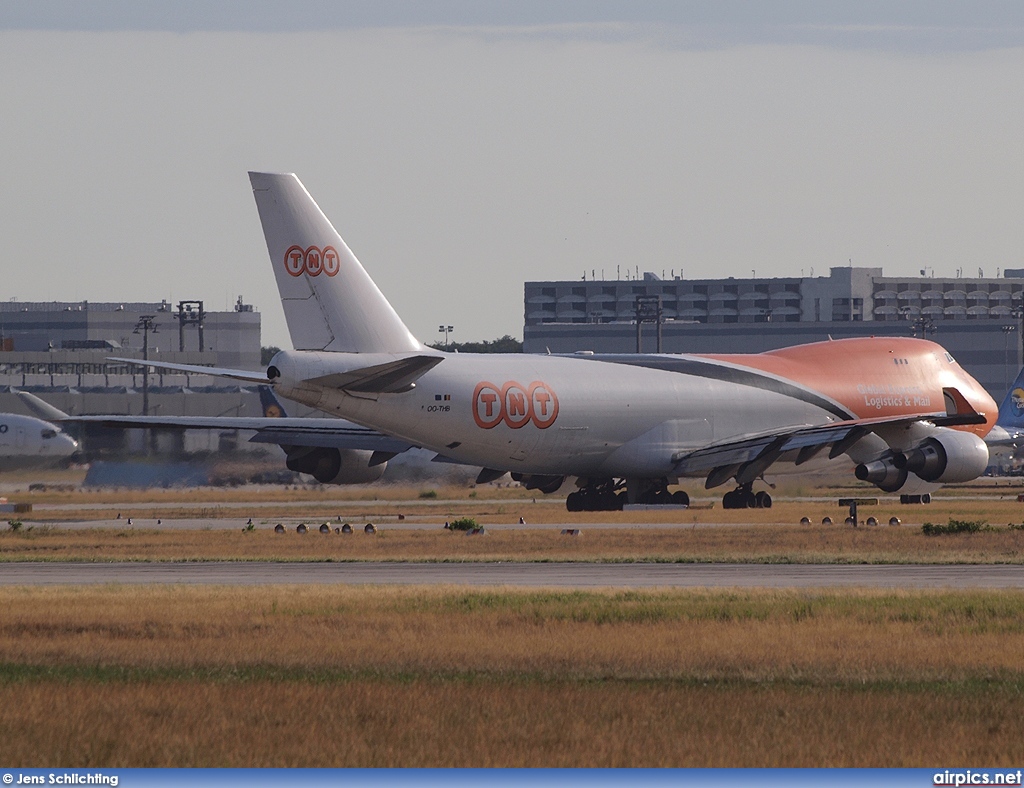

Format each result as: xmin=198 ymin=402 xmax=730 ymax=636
xmin=721 ymin=483 xmax=772 ymax=509
xmin=566 ymin=478 xmax=623 ymax=511
xmin=565 ymin=478 xmax=690 ymax=512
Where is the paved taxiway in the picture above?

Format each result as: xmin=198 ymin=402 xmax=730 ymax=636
xmin=2 ymin=562 xmax=1023 ymax=588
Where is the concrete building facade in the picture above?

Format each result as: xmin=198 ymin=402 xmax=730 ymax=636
xmin=524 ymin=267 xmax=1024 ymax=399
xmin=0 ymin=298 xmax=274 ymax=453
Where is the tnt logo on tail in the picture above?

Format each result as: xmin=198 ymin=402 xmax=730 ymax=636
xmin=284 ymin=245 xmax=340 ymax=277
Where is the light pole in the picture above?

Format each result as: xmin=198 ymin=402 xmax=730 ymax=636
xmin=910 ymin=315 xmax=936 ymax=339
xmin=438 ymin=324 xmax=454 ymax=350
xmin=1013 ymin=292 xmax=1024 ymax=374
xmin=1003 ymin=324 xmax=1017 ymax=391
xmin=133 ymin=315 xmax=158 ymax=416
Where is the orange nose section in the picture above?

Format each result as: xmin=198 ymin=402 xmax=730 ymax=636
xmin=958 ymin=376 xmax=998 ymax=437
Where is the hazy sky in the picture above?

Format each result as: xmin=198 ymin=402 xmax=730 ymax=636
xmin=2 ymin=2 xmax=1023 ymax=351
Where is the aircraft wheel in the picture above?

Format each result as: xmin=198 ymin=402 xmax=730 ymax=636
xmin=754 ymin=491 xmax=772 ymax=509
xmin=566 ymin=492 xmax=583 ymax=512
xmin=722 ymin=490 xmax=738 ymax=509
xmin=672 ymin=490 xmax=690 ymax=506
xmin=744 ymin=490 xmax=758 ymax=508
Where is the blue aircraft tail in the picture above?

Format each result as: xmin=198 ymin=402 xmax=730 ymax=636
xmin=996 ymin=367 xmax=1024 ymax=429
xmin=258 ymin=385 xmax=288 ymax=419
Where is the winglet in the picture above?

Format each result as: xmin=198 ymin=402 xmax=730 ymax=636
xmin=16 ymin=390 xmax=70 ymax=422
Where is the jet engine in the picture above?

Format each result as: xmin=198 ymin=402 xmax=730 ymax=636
xmin=854 ymin=456 xmax=908 ymax=493
xmin=893 ymin=429 xmax=990 ymax=484
xmin=855 ymin=429 xmax=989 ymax=491
xmin=285 ymin=447 xmax=386 ymax=484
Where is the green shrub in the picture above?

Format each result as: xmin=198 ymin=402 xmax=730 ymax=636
xmin=921 ymin=519 xmax=986 ymax=536
xmin=448 ymin=517 xmax=478 ymax=531
xmin=418 ymin=490 xmax=438 ymax=499
xmin=7 ymin=520 xmax=22 ymax=532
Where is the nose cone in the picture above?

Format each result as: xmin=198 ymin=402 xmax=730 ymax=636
xmin=960 ymin=378 xmax=999 ymax=438
xmin=53 ymin=433 xmax=79 ymax=458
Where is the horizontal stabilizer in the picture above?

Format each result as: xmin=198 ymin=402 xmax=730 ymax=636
xmin=306 ymin=355 xmax=443 ymax=394
xmin=107 ymin=357 xmax=270 ymax=385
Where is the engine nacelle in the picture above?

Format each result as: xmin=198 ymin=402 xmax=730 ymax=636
xmin=854 ymin=456 xmax=908 ymax=493
xmin=285 ymin=447 xmax=386 ymax=484
xmin=895 ymin=430 xmax=990 ymax=484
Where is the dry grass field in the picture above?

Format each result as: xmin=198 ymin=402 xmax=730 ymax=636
xmin=10 ymin=476 xmax=1024 ymax=527
xmin=1 ymin=586 xmax=1023 ymax=766
xmin=3 ymin=521 xmax=1024 ymax=564
xmin=4 ymin=480 xmax=1024 ymax=766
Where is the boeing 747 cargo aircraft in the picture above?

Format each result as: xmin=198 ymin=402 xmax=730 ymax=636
xmin=111 ymin=172 xmax=997 ymax=510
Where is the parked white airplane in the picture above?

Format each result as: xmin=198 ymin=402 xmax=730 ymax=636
xmin=0 ymin=409 xmax=79 ymax=471
xmin=112 ymin=172 xmax=998 ymax=510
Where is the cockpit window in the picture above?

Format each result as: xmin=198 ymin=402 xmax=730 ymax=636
xmin=41 ymin=429 xmax=57 ymax=439
xmin=945 ymin=353 xmax=956 ymax=364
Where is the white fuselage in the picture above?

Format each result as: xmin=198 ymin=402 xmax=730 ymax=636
xmin=269 ymin=349 xmax=856 ymax=479
xmin=0 ymin=413 xmax=79 ymax=471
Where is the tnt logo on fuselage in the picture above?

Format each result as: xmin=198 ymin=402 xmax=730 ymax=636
xmin=284 ymin=245 xmax=340 ymax=278
xmin=473 ymin=381 xmax=559 ymax=429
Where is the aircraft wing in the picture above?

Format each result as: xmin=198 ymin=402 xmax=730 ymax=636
xmin=672 ymin=405 xmax=985 ymax=485
xmin=674 ymin=381 xmax=989 ymax=479
xmin=37 ymin=413 xmax=417 ymax=454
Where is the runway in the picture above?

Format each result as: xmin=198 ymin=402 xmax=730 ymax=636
xmin=2 ymin=561 xmax=1023 ymax=588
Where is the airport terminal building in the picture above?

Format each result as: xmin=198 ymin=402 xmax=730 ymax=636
xmin=0 ymin=298 xmax=266 ymax=454
xmin=524 ymin=267 xmax=1024 ymax=399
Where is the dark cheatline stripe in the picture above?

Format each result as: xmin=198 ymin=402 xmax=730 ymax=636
xmin=587 ymin=354 xmax=856 ymax=421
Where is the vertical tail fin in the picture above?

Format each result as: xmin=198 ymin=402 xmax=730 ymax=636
xmin=996 ymin=367 xmax=1024 ymax=430
xmin=258 ymin=385 xmax=288 ymax=418
xmin=248 ymin=172 xmax=424 ymax=354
